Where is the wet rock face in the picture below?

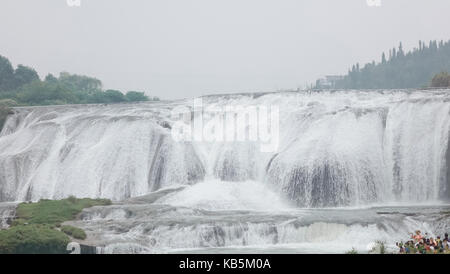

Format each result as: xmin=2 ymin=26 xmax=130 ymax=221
xmin=445 ymin=135 xmax=450 ymax=200
xmin=0 ymin=106 xmax=14 ymax=133
xmin=284 ymin=164 xmax=351 ymax=208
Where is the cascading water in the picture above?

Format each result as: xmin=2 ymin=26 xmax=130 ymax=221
xmin=0 ymin=90 xmax=449 ymax=253
xmin=1 ymin=90 xmax=449 ymax=206
xmin=0 ymin=202 xmax=16 ymax=229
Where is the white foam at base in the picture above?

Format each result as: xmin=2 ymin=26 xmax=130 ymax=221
xmin=156 ymin=178 xmax=293 ymax=211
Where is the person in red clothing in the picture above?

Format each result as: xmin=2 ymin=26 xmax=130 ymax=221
xmin=411 ymin=230 xmax=423 ymax=243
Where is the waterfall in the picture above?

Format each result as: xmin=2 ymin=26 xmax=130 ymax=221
xmin=0 ymin=90 xmax=449 ymax=207
xmin=0 ymin=203 xmax=16 ymax=229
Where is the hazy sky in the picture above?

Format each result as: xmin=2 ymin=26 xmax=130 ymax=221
xmin=1 ymin=0 xmax=450 ymax=99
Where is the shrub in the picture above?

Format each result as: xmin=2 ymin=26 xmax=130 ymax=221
xmin=431 ymin=71 xmax=450 ymax=87
xmin=125 ymin=91 xmax=149 ymax=102
xmin=61 ymin=225 xmax=87 ymax=240
xmin=103 ymin=89 xmax=127 ymax=103
xmin=67 ymin=195 xmax=77 ymax=203
xmin=345 ymin=247 xmax=358 ymax=254
xmin=0 ymin=99 xmax=18 ymax=107
xmin=0 ymin=224 xmax=70 ymax=254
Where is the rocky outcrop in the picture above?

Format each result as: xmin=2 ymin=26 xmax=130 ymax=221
xmin=0 ymin=106 xmax=13 ymax=133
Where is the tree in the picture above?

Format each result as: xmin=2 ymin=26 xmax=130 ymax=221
xmin=431 ymin=72 xmax=450 ymax=87
xmin=103 ymin=89 xmax=126 ymax=103
xmin=381 ymin=52 xmax=387 ymax=64
xmin=44 ymin=73 xmax=58 ymax=83
xmin=13 ymin=65 xmax=40 ymax=89
xmin=58 ymin=72 xmax=102 ymax=94
xmin=0 ymin=55 xmax=14 ymax=91
xmin=332 ymin=40 xmax=450 ymax=89
xmin=398 ymin=42 xmax=404 ymax=57
xmin=125 ymin=91 xmax=149 ymax=102
xmin=16 ymin=81 xmax=78 ymax=105
xmin=0 ymin=54 xmax=162 ymax=106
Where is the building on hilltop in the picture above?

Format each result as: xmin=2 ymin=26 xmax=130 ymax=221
xmin=315 ymin=75 xmax=344 ymax=89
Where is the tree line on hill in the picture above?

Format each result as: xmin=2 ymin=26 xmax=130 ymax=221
xmin=0 ymin=54 xmax=159 ymax=106
xmin=323 ymin=40 xmax=450 ymax=89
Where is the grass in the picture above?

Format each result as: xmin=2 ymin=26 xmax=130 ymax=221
xmin=13 ymin=196 xmax=111 ymax=227
xmin=0 ymin=196 xmax=111 ymax=254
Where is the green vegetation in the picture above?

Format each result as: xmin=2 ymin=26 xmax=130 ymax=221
xmin=0 ymin=224 xmax=70 ymax=254
xmin=0 ymin=54 xmax=160 ymax=106
xmin=0 ymin=197 xmax=111 ymax=254
xmin=345 ymin=247 xmax=358 ymax=254
xmin=328 ymin=40 xmax=450 ymax=89
xmin=0 ymin=56 xmax=39 ymax=91
xmin=13 ymin=196 xmax=111 ymax=227
xmin=0 ymin=98 xmax=19 ymax=107
xmin=126 ymin=91 xmax=151 ymax=102
xmin=431 ymin=71 xmax=450 ymax=87
xmin=61 ymin=225 xmax=87 ymax=240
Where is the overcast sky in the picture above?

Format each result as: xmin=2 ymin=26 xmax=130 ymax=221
xmin=1 ymin=0 xmax=450 ymax=99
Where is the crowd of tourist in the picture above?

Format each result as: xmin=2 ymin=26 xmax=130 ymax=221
xmin=397 ymin=231 xmax=450 ymax=254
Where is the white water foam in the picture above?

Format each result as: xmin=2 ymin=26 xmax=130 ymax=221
xmin=0 ymin=90 xmax=449 ymax=207
xmin=156 ymin=178 xmax=292 ymax=211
